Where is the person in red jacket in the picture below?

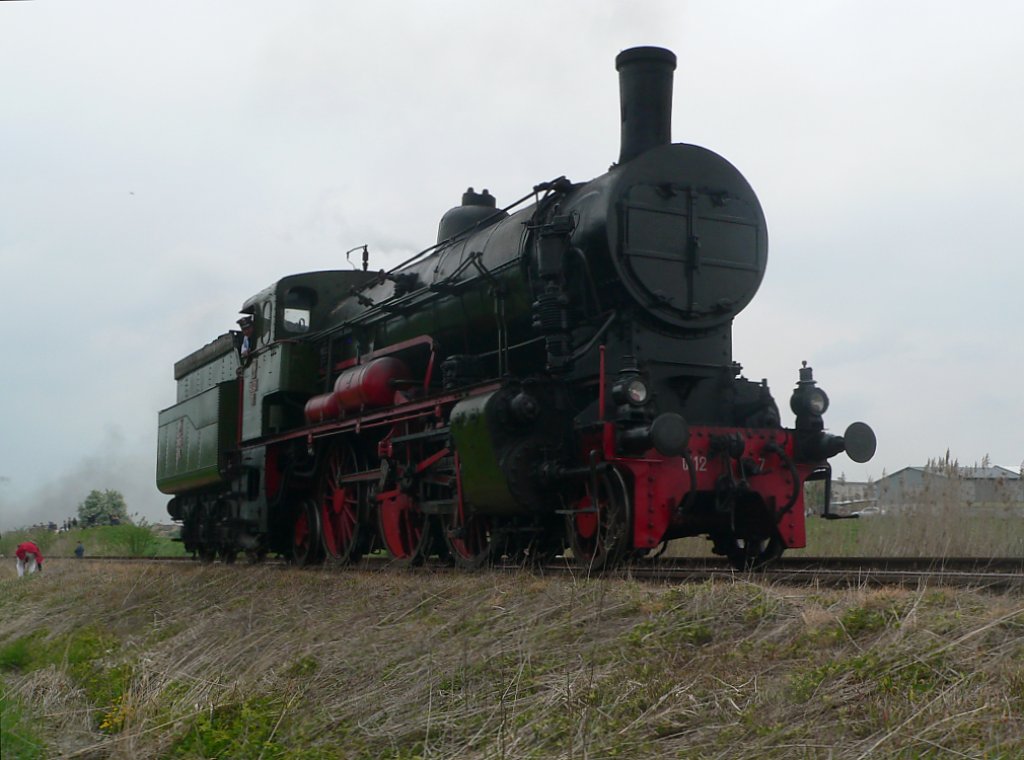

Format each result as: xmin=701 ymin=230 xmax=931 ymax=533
xmin=15 ymin=541 xmax=43 ymax=577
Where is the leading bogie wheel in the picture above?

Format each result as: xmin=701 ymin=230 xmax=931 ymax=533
xmin=565 ymin=466 xmax=632 ymax=572
xmin=716 ymin=532 xmax=785 ymax=571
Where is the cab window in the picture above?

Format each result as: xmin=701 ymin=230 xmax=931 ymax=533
xmin=283 ymin=287 xmax=316 ymax=334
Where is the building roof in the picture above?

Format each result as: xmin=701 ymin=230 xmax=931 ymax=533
xmin=960 ymin=465 xmax=1021 ymax=480
xmin=878 ymin=465 xmax=1021 ymax=482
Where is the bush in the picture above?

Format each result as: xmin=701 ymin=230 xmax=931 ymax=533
xmin=109 ymin=524 xmax=159 ymax=557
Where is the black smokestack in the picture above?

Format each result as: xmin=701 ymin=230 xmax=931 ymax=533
xmin=615 ymin=46 xmax=677 ymax=164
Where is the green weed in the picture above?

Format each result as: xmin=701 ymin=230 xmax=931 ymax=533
xmin=792 ymin=650 xmax=955 ymax=704
xmin=0 ymin=682 xmax=47 ymax=760
xmin=840 ymin=604 xmax=898 ymax=636
xmin=170 ymin=695 xmax=317 ymax=759
xmin=624 ymin=613 xmax=713 ymax=649
xmin=0 ymin=634 xmax=43 ymax=672
xmin=0 ymin=624 xmax=134 ymax=731
xmin=286 ymin=655 xmax=319 ymax=678
xmin=791 ymin=653 xmax=881 ymax=702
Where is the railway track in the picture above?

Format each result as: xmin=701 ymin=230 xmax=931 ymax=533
xmin=595 ymin=556 xmax=1024 ymax=590
xmin=51 ymin=554 xmax=1024 ymax=589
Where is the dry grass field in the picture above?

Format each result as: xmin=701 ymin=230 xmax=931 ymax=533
xmin=804 ymin=503 xmax=1024 ymax=559
xmin=663 ymin=502 xmax=1024 ymax=560
xmin=1 ymin=558 xmax=1022 ymax=759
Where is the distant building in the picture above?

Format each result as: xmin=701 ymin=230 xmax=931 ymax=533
xmin=964 ymin=466 xmax=1024 ymax=503
xmin=860 ymin=465 xmax=1024 ymax=511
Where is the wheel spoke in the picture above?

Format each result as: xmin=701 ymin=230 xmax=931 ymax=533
xmin=293 ymin=499 xmax=324 ymax=566
xmin=318 ymin=443 xmax=365 ymax=564
xmin=378 ymin=491 xmax=428 ymax=565
xmin=444 ymin=506 xmax=493 ymax=569
xmin=439 ymin=452 xmax=492 ymax=568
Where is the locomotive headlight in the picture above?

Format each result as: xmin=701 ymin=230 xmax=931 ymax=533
xmin=806 ymin=387 xmax=829 ymax=416
xmin=789 ymin=362 xmax=830 ymax=419
xmin=613 ymin=376 xmax=650 ymax=406
xmin=790 ymin=386 xmax=829 ymax=417
xmin=625 ymin=378 xmax=649 ymax=405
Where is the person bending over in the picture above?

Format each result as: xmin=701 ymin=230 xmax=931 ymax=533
xmin=15 ymin=540 xmax=43 ymax=577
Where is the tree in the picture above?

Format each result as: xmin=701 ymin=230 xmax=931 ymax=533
xmin=77 ymin=489 xmax=130 ymax=527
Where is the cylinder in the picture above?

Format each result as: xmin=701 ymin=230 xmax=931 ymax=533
xmin=333 ymin=357 xmax=411 ymax=411
xmin=616 ymin=46 xmax=677 ymax=164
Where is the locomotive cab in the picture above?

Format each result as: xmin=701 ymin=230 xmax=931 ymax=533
xmin=236 ymin=270 xmax=377 ymax=441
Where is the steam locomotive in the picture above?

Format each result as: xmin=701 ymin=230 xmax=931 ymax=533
xmin=156 ymin=47 xmax=875 ymax=571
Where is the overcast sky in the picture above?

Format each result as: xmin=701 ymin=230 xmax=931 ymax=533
xmin=2 ymin=1 xmax=1021 ymax=531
